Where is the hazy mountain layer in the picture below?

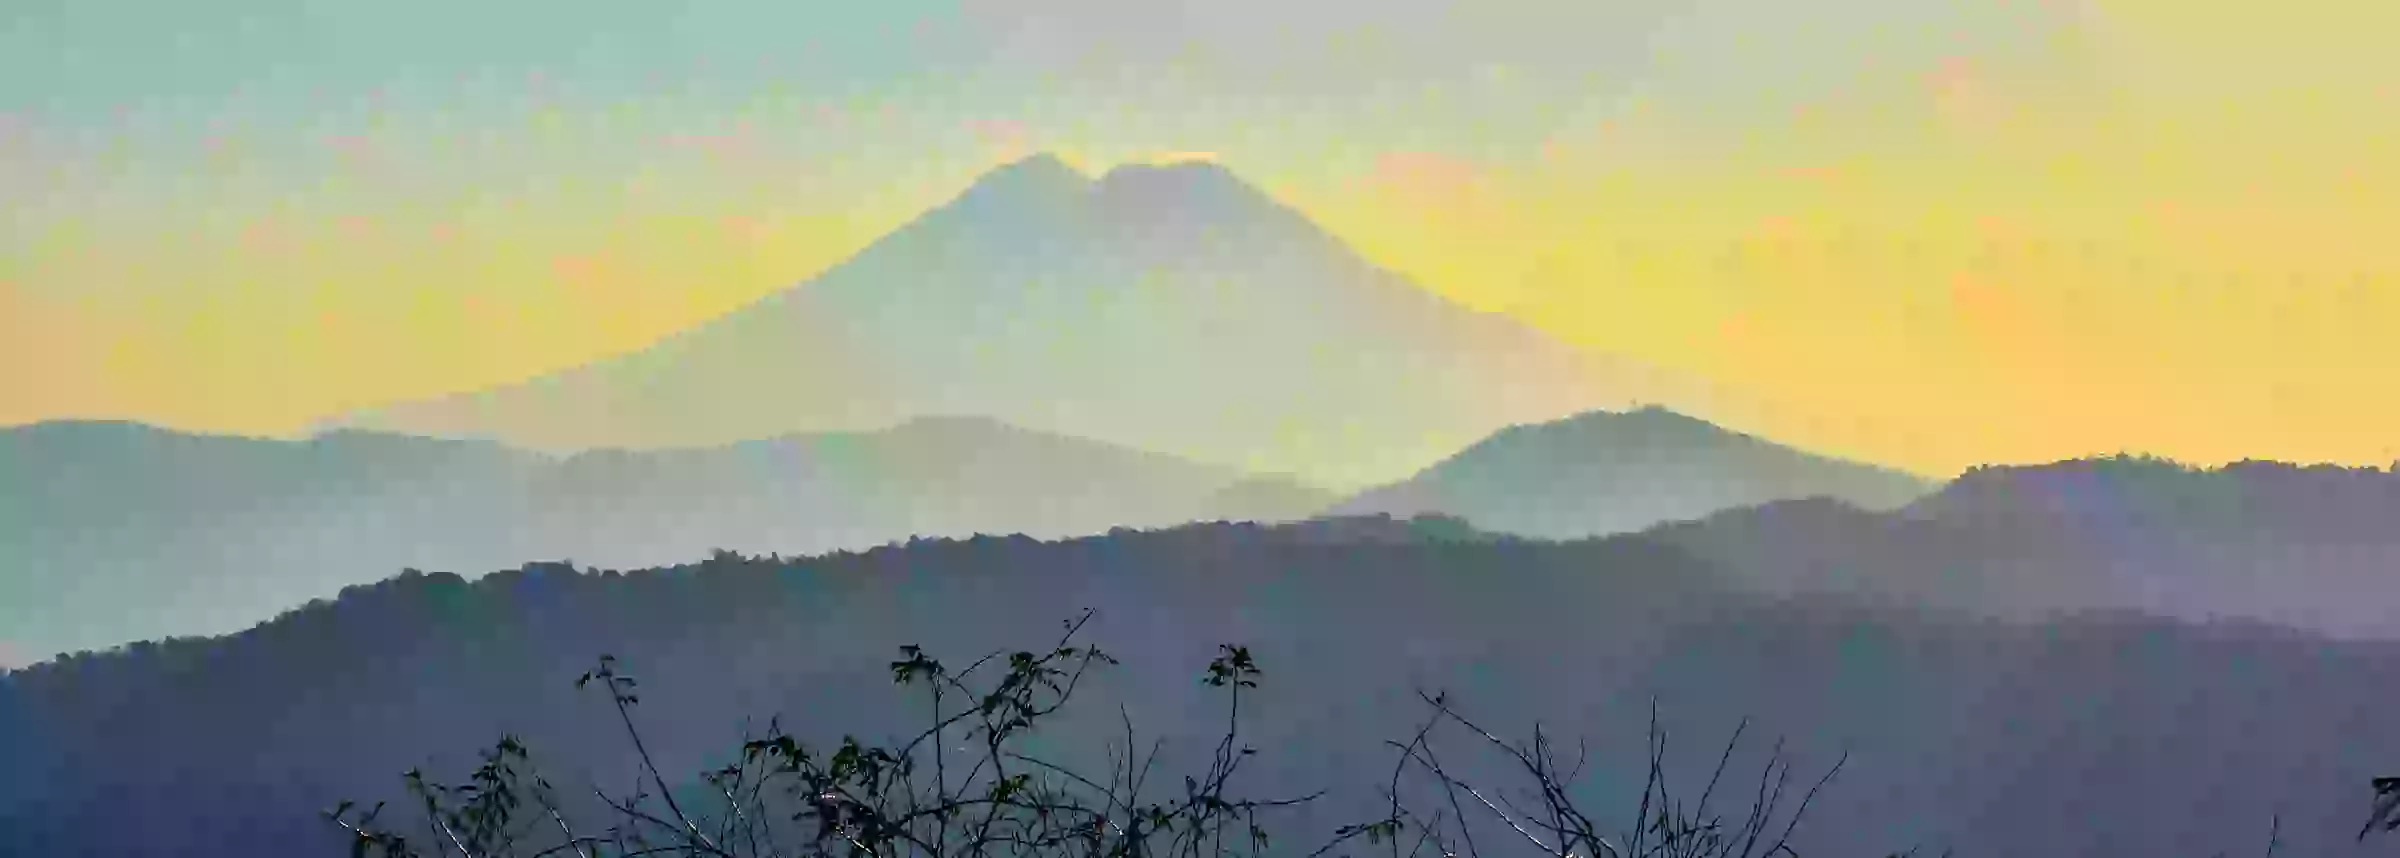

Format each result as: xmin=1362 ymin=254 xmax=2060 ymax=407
xmin=1327 ymin=405 xmax=1933 ymax=539
xmin=3 ymin=515 xmax=2393 ymax=858
xmin=0 ymin=418 xmax=1331 ymax=664
xmin=327 ymin=155 xmax=1684 ymax=490
xmin=1647 ymin=456 xmax=2400 ymax=639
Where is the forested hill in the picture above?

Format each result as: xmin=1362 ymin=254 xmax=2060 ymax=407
xmin=5 ymin=514 xmax=2396 ymax=857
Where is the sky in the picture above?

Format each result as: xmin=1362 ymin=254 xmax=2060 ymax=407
xmin=3 ymin=0 xmax=2395 ymax=476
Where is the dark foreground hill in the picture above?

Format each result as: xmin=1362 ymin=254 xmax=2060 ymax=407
xmin=4 ymin=513 xmax=2395 ymax=857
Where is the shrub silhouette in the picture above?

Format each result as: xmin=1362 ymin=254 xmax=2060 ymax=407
xmin=325 ymin=610 xmax=1871 ymax=858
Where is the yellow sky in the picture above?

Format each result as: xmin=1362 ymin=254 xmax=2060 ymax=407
xmin=1280 ymin=0 xmax=2400 ymax=473
xmin=4 ymin=0 xmax=2395 ymax=477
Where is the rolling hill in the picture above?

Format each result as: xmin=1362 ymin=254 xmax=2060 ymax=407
xmin=5 ymin=507 xmax=2396 ymax=857
xmin=1647 ymin=456 xmax=2400 ymax=639
xmin=0 ymin=417 xmax=1331 ymax=665
xmin=1326 ymin=405 xmax=1934 ymax=539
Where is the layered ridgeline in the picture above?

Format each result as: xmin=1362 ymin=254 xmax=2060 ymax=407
xmin=0 ymin=417 xmax=1332 ymax=666
xmin=322 ymin=155 xmax=1680 ymax=491
xmin=1648 ymin=455 xmax=2400 ymax=639
xmin=1327 ymin=405 xmax=1934 ymax=539
xmin=5 ymin=504 xmax=2398 ymax=858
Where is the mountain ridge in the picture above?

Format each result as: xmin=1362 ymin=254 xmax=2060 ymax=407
xmin=0 ymin=417 xmax=1335 ymax=666
xmin=8 ymin=513 xmax=2397 ymax=858
xmin=1327 ymin=405 xmax=1935 ymax=539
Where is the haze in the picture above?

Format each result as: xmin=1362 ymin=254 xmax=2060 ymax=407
xmin=7 ymin=0 xmax=2397 ymax=475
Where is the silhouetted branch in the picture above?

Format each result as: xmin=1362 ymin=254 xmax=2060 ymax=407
xmin=328 ymin=613 xmax=1876 ymax=858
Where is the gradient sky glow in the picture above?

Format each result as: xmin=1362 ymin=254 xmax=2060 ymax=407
xmin=4 ymin=0 xmax=2395 ymax=476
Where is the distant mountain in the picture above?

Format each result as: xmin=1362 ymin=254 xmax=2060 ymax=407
xmin=324 ymin=154 xmax=1681 ymax=490
xmin=1642 ymin=456 xmax=2400 ymax=639
xmin=1903 ymin=455 xmax=2400 ymax=539
xmin=1197 ymin=474 xmax=1341 ymax=524
xmin=6 ymin=520 xmax=2395 ymax=858
xmin=0 ymin=418 xmax=1325 ymax=665
xmin=1325 ymin=406 xmax=1933 ymax=539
